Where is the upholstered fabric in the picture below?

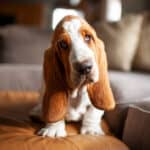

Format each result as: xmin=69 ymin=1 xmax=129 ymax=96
xmin=133 ymin=13 xmax=150 ymax=71
xmin=94 ymin=14 xmax=143 ymax=71
xmin=104 ymin=70 xmax=150 ymax=137
xmin=122 ymin=102 xmax=150 ymax=150
xmin=0 ymin=25 xmax=51 ymax=64
xmin=1 ymin=66 xmax=150 ymax=102
xmin=0 ymin=91 xmax=129 ymax=150
xmin=0 ymin=64 xmax=42 ymax=91
xmin=109 ymin=71 xmax=150 ymax=103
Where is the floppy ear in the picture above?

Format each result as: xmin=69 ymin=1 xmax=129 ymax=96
xmin=42 ymin=48 xmax=68 ymax=123
xmin=87 ymin=39 xmax=115 ymax=110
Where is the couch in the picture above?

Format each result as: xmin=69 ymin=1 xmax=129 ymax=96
xmin=0 ymin=12 xmax=150 ymax=150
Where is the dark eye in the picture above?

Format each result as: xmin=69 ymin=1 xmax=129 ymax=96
xmin=58 ymin=40 xmax=68 ymax=50
xmin=84 ymin=34 xmax=92 ymax=42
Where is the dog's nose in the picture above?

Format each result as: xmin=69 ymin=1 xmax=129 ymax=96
xmin=74 ymin=60 xmax=93 ymax=75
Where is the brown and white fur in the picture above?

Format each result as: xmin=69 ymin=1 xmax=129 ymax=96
xmin=30 ymin=15 xmax=115 ymax=138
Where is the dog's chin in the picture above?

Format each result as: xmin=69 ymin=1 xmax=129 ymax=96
xmin=71 ymin=73 xmax=97 ymax=89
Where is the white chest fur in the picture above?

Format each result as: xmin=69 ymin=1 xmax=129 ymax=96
xmin=66 ymin=86 xmax=91 ymax=122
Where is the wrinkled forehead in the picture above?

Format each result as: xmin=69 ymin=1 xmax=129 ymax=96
xmin=52 ymin=16 xmax=96 ymax=44
xmin=63 ymin=18 xmax=81 ymax=35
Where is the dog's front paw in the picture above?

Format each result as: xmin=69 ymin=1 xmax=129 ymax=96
xmin=81 ymin=124 xmax=105 ymax=135
xmin=38 ymin=120 xmax=67 ymax=138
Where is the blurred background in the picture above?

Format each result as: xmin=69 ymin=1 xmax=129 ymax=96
xmin=0 ymin=0 xmax=149 ymax=66
xmin=0 ymin=0 xmax=150 ymax=29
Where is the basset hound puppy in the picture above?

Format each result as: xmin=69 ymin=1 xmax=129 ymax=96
xmin=31 ymin=15 xmax=115 ymax=137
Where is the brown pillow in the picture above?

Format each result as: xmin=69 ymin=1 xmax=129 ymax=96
xmin=133 ymin=13 xmax=150 ymax=71
xmin=94 ymin=14 xmax=143 ymax=71
xmin=123 ymin=102 xmax=150 ymax=150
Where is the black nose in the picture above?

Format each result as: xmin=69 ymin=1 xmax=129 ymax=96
xmin=74 ymin=61 xmax=93 ymax=75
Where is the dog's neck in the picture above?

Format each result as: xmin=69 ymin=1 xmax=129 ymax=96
xmin=70 ymin=85 xmax=87 ymax=99
xmin=69 ymin=85 xmax=90 ymax=108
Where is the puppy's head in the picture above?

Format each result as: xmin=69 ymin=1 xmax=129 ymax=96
xmin=51 ymin=16 xmax=99 ymax=89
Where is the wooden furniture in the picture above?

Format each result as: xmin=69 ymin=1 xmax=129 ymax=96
xmin=0 ymin=3 xmax=48 ymax=27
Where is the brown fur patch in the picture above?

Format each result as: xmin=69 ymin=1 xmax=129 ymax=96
xmin=42 ymin=49 xmax=69 ymax=123
xmin=87 ymin=39 xmax=115 ymax=110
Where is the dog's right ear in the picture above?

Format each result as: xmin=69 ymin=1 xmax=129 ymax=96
xmin=87 ymin=39 xmax=115 ymax=110
xmin=42 ymin=48 xmax=68 ymax=123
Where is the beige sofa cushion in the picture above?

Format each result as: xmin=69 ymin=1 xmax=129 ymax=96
xmin=95 ymin=14 xmax=143 ymax=71
xmin=133 ymin=13 xmax=150 ymax=71
xmin=0 ymin=25 xmax=50 ymax=64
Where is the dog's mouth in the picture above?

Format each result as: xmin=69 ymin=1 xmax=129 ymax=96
xmin=71 ymin=71 xmax=94 ymax=88
xmin=70 ymin=61 xmax=99 ymax=89
xmin=81 ymin=74 xmax=94 ymax=83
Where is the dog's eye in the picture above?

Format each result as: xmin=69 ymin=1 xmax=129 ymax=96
xmin=58 ymin=40 xmax=68 ymax=50
xmin=84 ymin=34 xmax=92 ymax=43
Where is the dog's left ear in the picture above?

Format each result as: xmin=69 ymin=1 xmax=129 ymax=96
xmin=87 ymin=38 xmax=115 ymax=110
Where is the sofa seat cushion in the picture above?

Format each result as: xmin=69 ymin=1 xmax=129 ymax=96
xmin=0 ymin=91 xmax=129 ymax=150
xmin=0 ymin=64 xmax=42 ymax=91
xmin=109 ymin=70 xmax=150 ymax=104
xmin=104 ymin=71 xmax=150 ymax=137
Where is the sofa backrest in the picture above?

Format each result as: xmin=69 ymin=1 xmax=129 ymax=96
xmin=0 ymin=25 xmax=51 ymax=64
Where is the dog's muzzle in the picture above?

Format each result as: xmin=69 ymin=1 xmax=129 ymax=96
xmin=73 ymin=60 xmax=93 ymax=75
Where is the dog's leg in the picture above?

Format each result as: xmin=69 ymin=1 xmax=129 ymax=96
xmin=81 ymin=105 xmax=105 ymax=135
xmin=38 ymin=120 xmax=67 ymax=137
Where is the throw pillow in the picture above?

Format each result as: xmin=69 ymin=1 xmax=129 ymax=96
xmin=123 ymin=102 xmax=150 ymax=150
xmin=94 ymin=14 xmax=143 ymax=71
xmin=133 ymin=13 xmax=150 ymax=71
